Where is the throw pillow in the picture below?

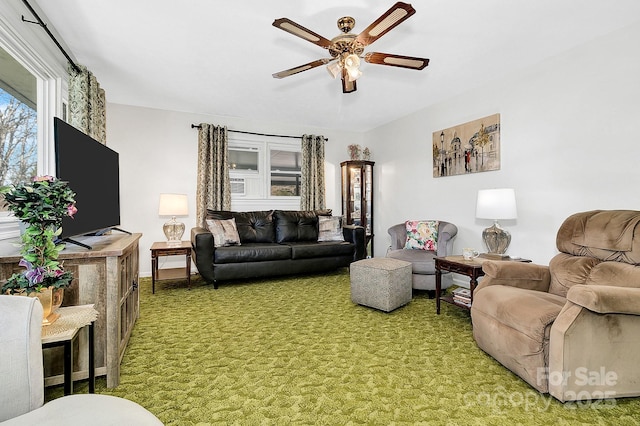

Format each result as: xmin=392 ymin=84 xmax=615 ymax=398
xmin=404 ymin=220 xmax=439 ymax=251
xmin=318 ymin=216 xmax=345 ymax=242
xmin=206 ymin=218 xmax=241 ymax=247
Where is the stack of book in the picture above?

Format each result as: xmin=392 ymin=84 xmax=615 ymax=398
xmin=452 ymin=287 xmax=472 ymax=307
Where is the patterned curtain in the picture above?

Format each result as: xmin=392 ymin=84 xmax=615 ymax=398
xmin=196 ymin=124 xmax=231 ymax=227
xmin=68 ymin=64 xmax=106 ymax=144
xmin=300 ymin=134 xmax=326 ymax=211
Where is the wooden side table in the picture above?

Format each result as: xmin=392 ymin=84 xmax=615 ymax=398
xmin=435 ymin=256 xmax=484 ymax=314
xmin=150 ymin=241 xmax=192 ymax=293
xmin=41 ymin=304 xmax=98 ymax=395
xmin=435 ymin=255 xmax=532 ymax=314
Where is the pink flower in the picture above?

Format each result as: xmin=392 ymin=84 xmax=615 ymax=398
xmin=33 ymin=175 xmax=54 ymax=182
xmin=67 ymin=204 xmax=78 ymax=218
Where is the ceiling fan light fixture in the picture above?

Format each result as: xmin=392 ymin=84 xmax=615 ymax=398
xmin=343 ymin=54 xmax=362 ymax=82
xmin=327 ymin=61 xmax=341 ymax=79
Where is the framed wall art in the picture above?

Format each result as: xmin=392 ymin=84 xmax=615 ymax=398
xmin=432 ymin=113 xmax=501 ymax=178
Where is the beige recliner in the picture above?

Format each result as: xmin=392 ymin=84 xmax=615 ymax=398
xmin=0 ymin=295 xmax=163 ymax=425
xmin=471 ymin=210 xmax=640 ymax=402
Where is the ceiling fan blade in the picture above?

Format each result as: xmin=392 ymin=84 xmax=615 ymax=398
xmin=272 ymin=18 xmax=332 ymax=49
xmin=354 ymin=2 xmax=416 ymax=47
xmin=272 ymin=58 xmax=332 ymax=79
xmin=364 ymin=52 xmax=429 ymax=70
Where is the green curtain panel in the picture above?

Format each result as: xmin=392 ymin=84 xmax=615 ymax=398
xmin=68 ymin=64 xmax=106 ymax=144
xmin=196 ymin=124 xmax=231 ymax=227
xmin=300 ymin=134 xmax=326 ymax=211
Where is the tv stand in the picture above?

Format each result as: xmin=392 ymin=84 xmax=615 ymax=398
xmin=1 ymin=233 xmax=142 ymax=388
xmin=60 ymin=228 xmax=132 ymax=250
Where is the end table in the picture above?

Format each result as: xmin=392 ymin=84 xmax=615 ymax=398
xmin=150 ymin=241 xmax=192 ymax=293
xmin=41 ymin=304 xmax=98 ymax=395
xmin=435 ymin=255 xmax=531 ymax=314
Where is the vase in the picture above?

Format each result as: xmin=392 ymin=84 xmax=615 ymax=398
xmin=28 ymin=286 xmax=64 ymax=326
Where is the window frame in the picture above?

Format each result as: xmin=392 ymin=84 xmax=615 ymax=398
xmin=0 ymin=3 xmax=68 ymax=239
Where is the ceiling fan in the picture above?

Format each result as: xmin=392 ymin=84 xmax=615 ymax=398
xmin=272 ymin=2 xmax=429 ymax=94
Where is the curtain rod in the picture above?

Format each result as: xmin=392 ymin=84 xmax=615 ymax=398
xmin=20 ymin=0 xmax=82 ymax=73
xmin=191 ymin=124 xmax=328 ymax=142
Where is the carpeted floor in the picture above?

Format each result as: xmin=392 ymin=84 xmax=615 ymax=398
xmin=46 ymin=269 xmax=640 ymax=425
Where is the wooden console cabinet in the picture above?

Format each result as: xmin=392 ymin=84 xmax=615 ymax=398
xmin=0 ymin=232 xmax=142 ymax=388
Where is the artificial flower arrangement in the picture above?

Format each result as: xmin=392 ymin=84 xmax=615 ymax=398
xmin=1 ymin=176 xmax=77 ymax=294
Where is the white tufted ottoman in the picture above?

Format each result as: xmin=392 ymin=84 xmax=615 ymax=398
xmin=350 ymin=257 xmax=413 ymax=312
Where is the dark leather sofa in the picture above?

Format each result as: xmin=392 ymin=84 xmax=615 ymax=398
xmin=191 ymin=209 xmax=366 ymax=288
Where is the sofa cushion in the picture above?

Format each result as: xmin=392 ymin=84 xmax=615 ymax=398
xmin=386 ymin=249 xmax=436 ymax=275
xmin=473 ymin=285 xmax=566 ymax=341
xmin=318 ymin=216 xmax=345 ymax=242
xmin=207 ymin=210 xmax=276 ymax=243
xmin=213 ymin=243 xmax=291 ymax=264
xmin=205 ymin=218 xmax=241 ymax=247
xmin=274 ymin=210 xmax=319 ymax=243
xmin=287 ymin=241 xmax=355 ymax=260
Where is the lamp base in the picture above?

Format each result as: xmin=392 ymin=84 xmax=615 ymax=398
xmin=482 ymin=221 xmax=511 ymax=255
xmin=163 ymin=216 xmax=185 ymax=245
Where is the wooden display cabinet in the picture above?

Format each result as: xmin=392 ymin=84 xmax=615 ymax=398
xmin=341 ymin=160 xmax=374 ymax=256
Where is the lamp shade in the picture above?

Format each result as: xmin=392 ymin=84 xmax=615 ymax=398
xmin=476 ymin=188 xmax=517 ymax=220
xmin=158 ymin=193 xmax=188 ymax=216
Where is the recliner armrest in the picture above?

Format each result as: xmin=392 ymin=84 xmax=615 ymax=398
xmin=342 ymin=225 xmax=366 ymax=261
xmin=475 ymin=261 xmax=551 ymax=293
xmin=566 ymin=284 xmax=640 ymax=315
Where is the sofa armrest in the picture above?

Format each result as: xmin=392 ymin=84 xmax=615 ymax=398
xmin=343 ymin=225 xmax=366 ymax=261
xmin=566 ymin=284 xmax=640 ymax=315
xmin=475 ymin=261 xmax=551 ymax=293
xmin=191 ymin=227 xmax=216 ymax=282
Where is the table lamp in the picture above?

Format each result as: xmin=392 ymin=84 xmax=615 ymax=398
xmin=158 ymin=193 xmax=188 ymax=245
xmin=476 ymin=188 xmax=517 ymax=257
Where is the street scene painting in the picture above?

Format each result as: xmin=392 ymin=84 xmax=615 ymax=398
xmin=433 ymin=113 xmax=501 ymax=178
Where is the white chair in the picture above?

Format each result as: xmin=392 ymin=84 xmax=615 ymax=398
xmin=0 ymin=295 xmax=162 ymax=425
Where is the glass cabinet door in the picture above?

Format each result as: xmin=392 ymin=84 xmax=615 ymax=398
xmin=341 ymin=160 xmax=374 ymax=256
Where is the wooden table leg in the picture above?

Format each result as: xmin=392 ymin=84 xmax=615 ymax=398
xmin=63 ymin=339 xmax=73 ymax=395
xmin=151 ymin=251 xmax=157 ymax=294
xmin=186 ymin=251 xmax=191 ymax=290
xmin=435 ymin=264 xmax=442 ymax=315
xmin=88 ymin=322 xmax=95 ymax=393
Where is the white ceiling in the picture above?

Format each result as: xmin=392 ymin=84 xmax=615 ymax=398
xmin=34 ymin=0 xmax=640 ymax=132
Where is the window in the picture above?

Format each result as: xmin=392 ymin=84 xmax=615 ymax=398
xmin=228 ymin=146 xmax=258 ymax=172
xmin=228 ymin=135 xmax=302 ymax=210
xmin=270 ymin=149 xmax=301 ymax=196
xmin=1 ymin=46 xmax=38 ymax=211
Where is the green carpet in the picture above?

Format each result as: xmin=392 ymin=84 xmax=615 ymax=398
xmin=46 ymin=270 xmax=640 ymax=425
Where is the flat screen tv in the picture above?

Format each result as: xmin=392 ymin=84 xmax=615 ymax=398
xmin=54 ymin=117 xmax=121 ymax=246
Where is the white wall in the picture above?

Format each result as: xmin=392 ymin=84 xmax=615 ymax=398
xmin=107 ymin=105 xmax=363 ymax=276
xmin=108 ymin=21 xmax=640 ymax=277
xmin=366 ymin=21 xmax=640 ymax=265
